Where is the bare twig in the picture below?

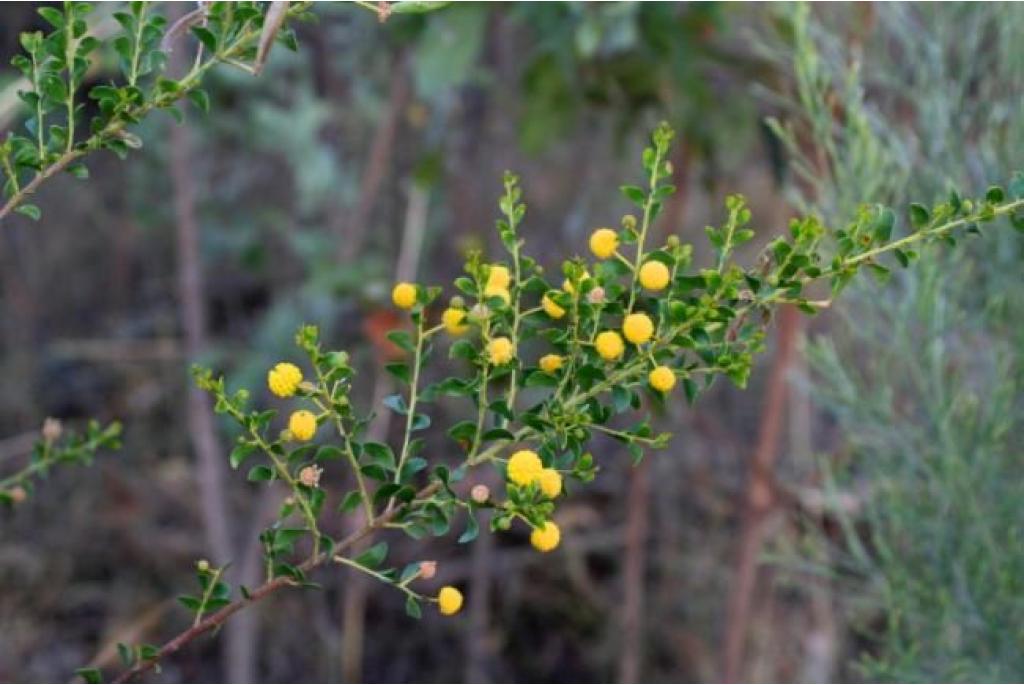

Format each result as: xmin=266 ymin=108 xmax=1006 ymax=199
xmin=721 ymin=305 xmax=800 ymax=682
xmin=254 ymin=1 xmax=289 ymax=75
xmin=108 ymin=481 xmax=441 ymax=684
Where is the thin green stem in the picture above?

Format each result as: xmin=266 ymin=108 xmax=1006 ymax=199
xmin=627 ymin=141 xmax=666 ymax=312
xmin=192 ymin=566 xmax=224 ymax=628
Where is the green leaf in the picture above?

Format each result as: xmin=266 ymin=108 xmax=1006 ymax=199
xmin=386 ymin=330 xmax=414 ymax=353
xmin=363 ymin=442 xmax=396 ymax=469
xmin=908 ymin=203 xmax=930 ymax=227
xmin=382 ymin=394 xmax=408 ymax=415
xmin=384 ymin=362 xmax=411 ymax=384
xmin=391 ymin=0 xmax=451 ymax=14
xmin=187 ymin=88 xmax=210 ymax=114
xmin=458 ymin=511 xmax=479 ymax=543
xmin=338 ymin=490 xmax=363 ymax=513
xmin=190 ymin=26 xmax=218 ymax=53
xmin=229 ymin=443 xmax=255 ymax=469
xmin=247 ymin=465 xmax=274 ymax=482
xmin=353 ymin=541 xmax=388 ymax=569
xmin=620 ymin=185 xmax=646 ymax=206
xmin=66 ymin=163 xmax=89 ymax=179
xmin=117 ymin=643 xmax=134 ymax=667
xmin=75 ymin=668 xmax=103 ymax=684
xmin=400 ymin=457 xmax=428 ymax=482
xmin=15 ymin=204 xmax=41 ymax=221
xmin=38 ymin=7 xmax=65 ymax=27
xmin=405 ymin=594 xmax=422 ymax=619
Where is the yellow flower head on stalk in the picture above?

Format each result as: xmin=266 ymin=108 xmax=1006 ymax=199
xmin=623 ymin=313 xmax=654 ymax=345
xmin=589 ymin=228 xmax=619 ymax=259
xmin=541 ymin=294 xmax=566 ymax=319
xmin=437 ymin=586 xmax=463 ymax=616
xmin=595 ymin=330 xmax=625 ymax=361
xmin=639 ymin=260 xmax=670 ymax=291
xmin=487 ymin=264 xmax=511 ymax=290
xmin=288 ymin=410 xmax=317 ymax=442
xmin=267 ymin=362 xmax=303 ymax=397
xmin=649 ymin=365 xmax=676 ymax=393
xmin=392 ymin=282 xmax=417 ymax=310
xmin=507 ymin=449 xmax=543 ymax=486
xmin=530 ymin=521 xmax=561 ymax=552
xmin=484 ymin=284 xmax=511 ymax=305
xmin=539 ymin=354 xmax=563 ymax=374
xmin=538 ymin=468 xmax=562 ymax=498
xmin=442 ymin=307 xmax=469 ymax=335
xmin=488 ymin=336 xmax=515 ymax=365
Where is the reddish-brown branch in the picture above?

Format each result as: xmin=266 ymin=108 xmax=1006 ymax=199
xmin=721 ymin=305 xmax=800 ymax=682
xmin=335 ymin=54 xmax=410 ymax=262
xmin=109 ymin=482 xmax=440 ymax=684
xmin=618 ymin=457 xmax=651 ymax=683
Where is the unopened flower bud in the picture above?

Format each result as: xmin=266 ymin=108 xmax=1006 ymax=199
xmin=469 ymin=303 xmax=491 ymax=321
xmin=419 ymin=560 xmax=437 ymax=580
xmin=41 ymin=417 xmax=62 ymax=444
xmin=299 ymin=465 xmax=323 ymax=488
xmin=621 ymin=214 xmax=637 ymax=231
xmin=470 ymin=484 xmax=490 ymax=504
xmin=197 ymin=559 xmax=210 ymax=572
xmin=666 ymin=235 xmax=680 ymax=247
xmin=587 ymin=287 xmax=606 ymax=304
xmin=450 ymin=296 xmax=466 ymax=309
xmin=8 ymin=486 xmax=27 ymax=504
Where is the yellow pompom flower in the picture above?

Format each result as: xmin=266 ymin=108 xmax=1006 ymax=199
xmin=487 ymin=264 xmax=511 ymax=290
xmin=484 ymin=284 xmax=511 ymax=305
xmin=541 ymin=294 xmax=566 ymax=319
xmin=442 ymin=307 xmax=469 ymax=335
xmin=639 ymin=260 xmax=671 ymax=291
xmin=539 ymin=354 xmax=563 ymax=374
xmin=595 ymin=330 xmax=625 ymax=361
xmin=589 ymin=228 xmax=619 ymax=259
xmin=649 ymin=365 xmax=676 ymax=393
xmin=530 ymin=521 xmax=561 ymax=552
xmin=507 ymin=449 xmax=543 ymax=486
xmin=623 ymin=313 xmax=654 ymax=345
xmin=437 ymin=586 xmax=463 ymax=616
xmin=392 ymin=282 xmax=417 ymax=309
xmin=488 ymin=337 xmax=515 ymax=365
xmin=537 ymin=468 xmax=562 ymax=498
xmin=288 ymin=410 xmax=317 ymax=441
xmin=267 ymin=362 xmax=303 ymax=398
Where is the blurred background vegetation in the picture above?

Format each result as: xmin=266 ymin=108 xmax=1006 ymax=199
xmin=0 ymin=2 xmax=1021 ymax=682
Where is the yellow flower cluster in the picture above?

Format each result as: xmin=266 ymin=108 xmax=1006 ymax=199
xmin=288 ymin=410 xmax=317 ymax=441
xmin=639 ymin=260 xmax=670 ymax=290
xmin=539 ymin=353 xmax=563 ymax=374
xmin=392 ymin=282 xmax=417 ymax=310
xmin=595 ymin=330 xmax=625 ymax=361
xmin=623 ymin=313 xmax=654 ymax=344
xmin=437 ymin=585 xmax=463 ymax=615
xmin=507 ymin=449 xmax=543 ymax=486
xmin=442 ymin=307 xmax=468 ymax=335
xmin=649 ymin=365 xmax=676 ymax=393
xmin=542 ymin=294 xmax=565 ymax=319
xmin=589 ymin=228 xmax=619 ymax=259
xmin=507 ymin=449 xmax=562 ymax=499
xmin=488 ymin=336 xmax=515 ymax=365
xmin=484 ymin=264 xmax=511 ymax=304
xmin=268 ymin=362 xmax=303 ymax=398
xmin=530 ymin=521 xmax=561 ymax=552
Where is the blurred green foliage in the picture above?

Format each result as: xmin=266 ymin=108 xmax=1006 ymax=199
xmin=766 ymin=2 xmax=1024 ymax=680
